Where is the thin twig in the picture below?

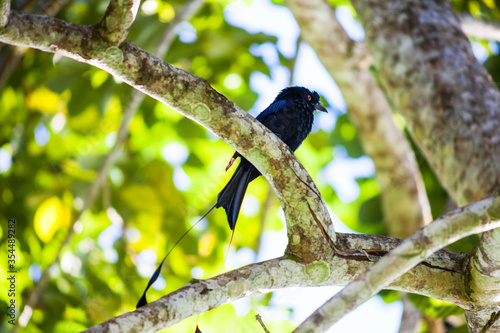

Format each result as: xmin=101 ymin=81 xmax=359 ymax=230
xmin=256 ymin=314 xmax=271 ymax=333
xmin=288 ymin=34 xmax=301 ymax=86
xmin=255 ymin=185 xmax=274 ymax=254
xmin=156 ymin=0 xmax=205 ymax=57
xmin=0 ymin=0 xmax=71 ymax=89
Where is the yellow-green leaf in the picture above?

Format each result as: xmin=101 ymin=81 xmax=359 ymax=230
xmin=34 ymin=196 xmax=70 ymax=242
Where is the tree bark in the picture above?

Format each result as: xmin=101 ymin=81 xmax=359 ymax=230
xmin=349 ymin=0 xmax=500 ymax=331
xmin=294 ymin=196 xmax=500 ymax=332
xmin=0 ymin=0 xmax=9 ymax=27
xmin=287 ymin=0 xmax=432 ymax=242
xmin=4 ymin=1 xmax=500 ymax=332
xmin=97 ymin=0 xmax=141 ymax=46
xmin=288 ymin=2 xmax=435 ymax=329
xmin=0 ymin=9 xmax=336 ymax=261
xmin=86 ymin=230 xmax=474 ymax=333
xmin=350 ymin=0 xmax=500 ymax=207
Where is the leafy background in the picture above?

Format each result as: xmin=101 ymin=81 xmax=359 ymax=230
xmin=0 ymin=0 xmax=499 ymax=332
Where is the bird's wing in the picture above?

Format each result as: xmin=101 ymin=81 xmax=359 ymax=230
xmin=226 ymin=99 xmax=289 ymax=172
xmin=255 ymin=99 xmax=288 ymax=123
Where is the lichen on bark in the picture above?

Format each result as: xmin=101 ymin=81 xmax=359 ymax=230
xmin=351 ymin=0 xmax=500 ymax=207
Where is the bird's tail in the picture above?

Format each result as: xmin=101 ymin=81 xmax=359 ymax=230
xmin=216 ymin=164 xmax=254 ymax=230
xmin=136 ymin=205 xmax=215 ymax=309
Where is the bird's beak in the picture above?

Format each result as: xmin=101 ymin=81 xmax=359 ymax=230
xmin=315 ymin=103 xmax=328 ymax=112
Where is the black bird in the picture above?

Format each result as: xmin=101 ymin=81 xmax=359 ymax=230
xmin=136 ymin=87 xmax=326 ymax=309
xmin=216 ymin=86 xmax=327 ymax=230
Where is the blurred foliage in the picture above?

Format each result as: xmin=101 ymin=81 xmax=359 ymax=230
xmin=447 ymin=324 xmax=470 ymax=333
xmin=451 ymin=0 xmax=500 ymax=19
xmin=0 ymin=0 xmax=499 ymax=332
xmin=407 ymin=294 xmax=463 ymax=319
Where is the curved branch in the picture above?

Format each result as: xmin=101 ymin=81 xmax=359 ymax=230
xmin=350 ymin=0 xmax=500 ymax=207
xmin=85 ymin=231 xmax=471 ymax=332
xmin=466 ymin=230 xmax=500 ymax=308
xmin=463 ymin=228 xmax=500 ymax=332
xmin=295 ymin=196 xmax=500 ymax=332
xmin=14 ymin=1 xmax=204 ymax=328
xmin=347 ymin=1 xmax=500 ymax=331
xmin=288 ymin=3 xmax=436 ymax=330
xmin=97 ymin=0 xmax=141 ymax=46
xmin=287 ymin=0 xmax=432 ymax=239
xmin=0 ymin=0 xmax=9 ymax=27
xmin=0 ymin=8 xmax=333 ymax=258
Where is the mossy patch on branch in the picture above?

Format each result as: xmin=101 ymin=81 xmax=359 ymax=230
xmin=305 ymin=261 xmax=330 ymax=284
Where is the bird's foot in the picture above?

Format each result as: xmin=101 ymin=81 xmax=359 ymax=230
xmin=225 ymin=157 xmax=236 ymax=172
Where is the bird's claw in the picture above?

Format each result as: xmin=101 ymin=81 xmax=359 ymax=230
xmin=225 ymin=157 xmax=236 ymax=172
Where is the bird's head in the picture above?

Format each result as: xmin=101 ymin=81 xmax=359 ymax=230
xmin=275 ymin=86 xmax=328 ymax=112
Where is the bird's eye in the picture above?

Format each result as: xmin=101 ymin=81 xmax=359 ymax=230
xmin=307 ymin=95 xmax=312 ymax=101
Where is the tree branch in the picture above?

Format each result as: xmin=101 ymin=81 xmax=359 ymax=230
xmin=466 ymin=230 xmax=500 ymax=307
xmin=0 ymin=6 xmax=333 ymax=259
xmin=156 ymin=0 xmax=204 ymax=57
xmin=350 ymin=0 xmax=500 ymax=207
xmin=14 ymin=1 xmax=205 ymax=328
xmin=256 ymin=314 xmax=271 ymax=333
xmin=0 ymin=0 xmax=71 ymax=90
xmin=347 ymin=1 xmax=500 ymax=330
xmin=294 ymin=196 xmax=500 ymax=332
xmin=288 ymin=3 xmax=438 ymax=330
xmin=97 ymin=0 xmax=141 ymax=46
xmin=461 ymin=15 xmax=500 ymax=42
xmin=0 ymin=0 xmax=9 ymax=27
xmin=463 ymin=228 xmax=500 ymax=332
xmin=287 ymin=0 xmax=432 ymax=240
xmin=85 ymin=230 xmax=473 ymax=332
xmin=398 ymin=294 xmax=422 ymax=333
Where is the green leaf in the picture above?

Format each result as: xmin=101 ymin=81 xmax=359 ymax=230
xmin=378 ymin=290 xmax=400 ymax=304
xmin=330 ymin=114 xmax=364 ymax=158
xmin=408 ymin=294 xmax=463 ymax=318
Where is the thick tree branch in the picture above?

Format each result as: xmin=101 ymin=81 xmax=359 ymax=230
xmin=287 ymin=0 xmax=432 ymax=240
xmin=0 ymin=0 xmax=71 ymax=90
xmin=347 ymin=0 xmax=500 ymax=330
xmin=461 ymin=15 xmax=500 ymax=42
xmin=0 ymin=8 xmax=333 ymax=259
xmin=97 ymin=0 xmax=141 ymax=46
xmin=399 ymin=294 xmax=422 ymax=333
xmin=463 ymin=229 xmax=500 ymax=332
xmin=350 ymin=0 xmax=500 ymax=207
xmin=85 ymin=231 xmax=472 ymax=332
xmin=288 ymin=3 xmax=437 ymax=330
xmin=0 ymin=0 xmax=9 ymax=27
xmin=466 ymin=231 xmax=500 ymax=308
xmin=288 ymin=2 xmax=438 ymax=330
xmin=294 ymin=196 xmax=500 ymax=332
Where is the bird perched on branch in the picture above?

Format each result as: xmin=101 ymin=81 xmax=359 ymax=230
xmin=216 ymin=86 xmax=327 ymax=230
xmin=137 ymin=87 xmax=326 ymax=309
